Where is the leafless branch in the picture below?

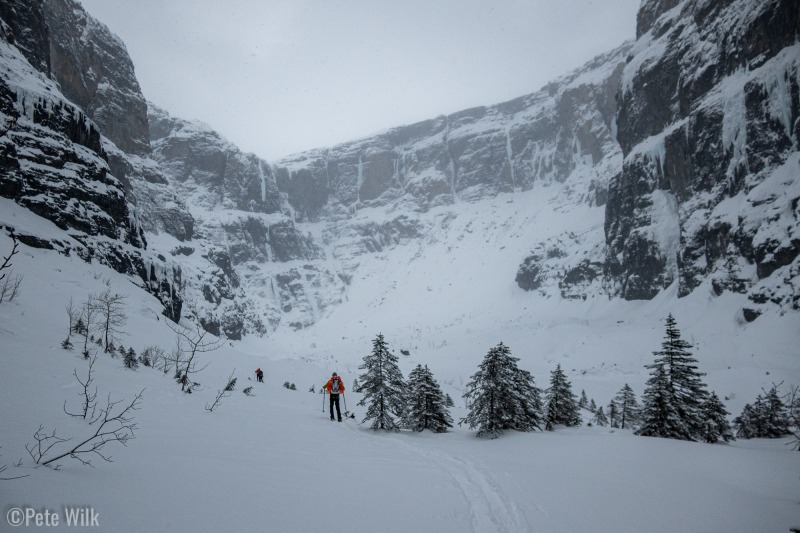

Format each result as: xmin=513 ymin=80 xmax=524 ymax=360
xmin=27 ymin=389 xmax=144 ymax=468
xmin=166 ymin=320 xmax=222 ymax=393
xmin=0 ymin=447 xmax=30 ymax=480
xmin=0 ymin=233 xmax=19 ymax=281
xmin=63 ymin=356 xmax=98 ymax=420
xmin=26 ymin=425 xmax=70 ymax=464
xmin=93 ymin=289 xmax=127 ymax=354
xmin=206 ymin=369 xmax=236 ymax=412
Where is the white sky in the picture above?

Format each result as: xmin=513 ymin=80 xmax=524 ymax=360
xmin=77 ymin=0 xmax=641 ymax=161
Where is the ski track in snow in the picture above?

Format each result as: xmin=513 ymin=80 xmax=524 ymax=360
xmin=433 ymin=452 xmax=530 ymax=533
xmin=354 ymin=424 xmax=530 ymax=532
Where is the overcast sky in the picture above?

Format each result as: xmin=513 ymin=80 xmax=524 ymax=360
xmin=77 ymin=0 xmax=641 ymax=161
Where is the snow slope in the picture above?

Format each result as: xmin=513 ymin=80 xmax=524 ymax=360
xmin=1 ymin=196 xmax=799 ymax=532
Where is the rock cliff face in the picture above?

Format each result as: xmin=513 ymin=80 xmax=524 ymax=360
xmin=43 ymin=0 xmax=150 ymax=157
xmin=1 ymin=0 xmax=797 ymax=337
xmin=0 ymin=0 xmax=182 ymax=321
xmin=604 ymin=0 xmax=800 ymax=317
xmin=273 ymin=45 xmax=629 ymax=222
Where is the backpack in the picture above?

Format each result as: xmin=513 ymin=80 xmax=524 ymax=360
xmin=331 ymin=377 xmax=340 ymax=394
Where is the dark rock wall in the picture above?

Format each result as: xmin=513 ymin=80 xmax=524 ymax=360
xmin=43 ymin=0 xmax=150 ymax=156
xmin=604 ymin=0 xmax=800 ymax=306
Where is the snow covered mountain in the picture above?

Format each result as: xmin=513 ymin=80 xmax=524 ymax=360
xmin=0 ymin=0 xmax=797 ymax=336
xmin=1 ymin=1 xmax=799 ymax=531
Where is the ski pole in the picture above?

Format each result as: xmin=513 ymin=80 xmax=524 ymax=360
xmin=322 ymin=389 xmax=326 ymax=413
xmin=343 ymin=392 xmax=348 ymax=413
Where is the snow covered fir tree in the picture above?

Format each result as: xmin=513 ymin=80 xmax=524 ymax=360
xmin=357 ymin=334 xmax=406 ymax=430
xmin=636 ymin=315 xmax=714 ymax=441
xmin=611 ymin=384 xmax=640 ymax=430
xmin=733 ymin=385 xmax=791 ymax=439
xmin=460 ymin=343 xmax=543 ymax=438
xmin=700 ymin=391 xmax=735 ymax=444
xmin=403 ymin=364 xmax=453 ymax=433
xmin=544 ymin=363 xmax=581 ymax=430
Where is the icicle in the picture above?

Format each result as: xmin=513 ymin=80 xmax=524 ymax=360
xmin=764 ymin=66 xmax=794 ymax=145
xmin=505 ymin=125 xmax=516 ymax=189
xmin=258 ymin=159 xmax=267 ymax=203
xmin=357 ymin=154 xmax=364 ymax=201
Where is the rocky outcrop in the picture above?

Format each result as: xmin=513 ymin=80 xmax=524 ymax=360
xmin=604 ymin=0 xmax=800 ymax=313
xmin=0 ymin=1 xmax=187 ymax=321
xmin=0 ymin=21 xmax=143 ymax=248
xmin=148 ymin=103 xmax=285 ymax=215
xmin=275 ymin=44 xmax=632 ymax=221
xmin=42 ymin=0 xmax=150 ymax=156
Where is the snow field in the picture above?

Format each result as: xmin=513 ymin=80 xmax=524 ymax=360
xmin=1 ymin=227 xmax=798 ymax=531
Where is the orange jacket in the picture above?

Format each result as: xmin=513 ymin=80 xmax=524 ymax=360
xmin=323 ymin=377 xmax=345 ymax=394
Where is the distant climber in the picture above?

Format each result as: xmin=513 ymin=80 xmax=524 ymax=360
xmin=256 ymin=368 xmax=264 ymax=383
xmin=323 ymin=372 xmax=345 ymax=421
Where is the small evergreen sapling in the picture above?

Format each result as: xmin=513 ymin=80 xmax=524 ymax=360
xmin=612 ymin=384 xmax=641 ymax=430
xmin=733 ymin=403 xmax=756 ymax=439
xmin=592 ymin=406 xmax=608 ymax=427
xmin=123 ymin=347 xmax=138 ymax=369
xmin=544 ymin=363 xmax=581 ymax=430
xmin=445 ymin=393 xmax=455 ymax=408
xmin=579 ymin=389 xmax=589 ymax=409
xmin=700 ymin=391 xmax=734 ymax=443
xmin=733 ymin=385 xmax=790 ymax=439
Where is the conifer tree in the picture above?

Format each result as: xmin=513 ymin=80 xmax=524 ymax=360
xmin=592 ymin=405 xmax=608 ymax=426
xmin=734 ymin=386 xmax=790 ymax=439
xmin=760 ymin=385 xmax=790 ymax=437
xmin=460 ymin=342 xmax=542 ymax=438
xmin=636 ymin=363 xmax=687 ymax=438
xmin=544 ymin=364 xmax=581 ymax=430
xmin=636 ymin=314 xmax=708 ymax=441
xmin=138 ymin=348 xmax=152 ymax=367
xmin=733 ymin=403 xmax=756 ymax=439
xmin=579 ymin=389 xmax=589 ymax=409
xmin=700 ymin=391 xmax=734 ymax=443
xmin=613 ymin=384 xmax=641 ymax=430
xmin=445 ymin=393 xmax=455 ymax=408
xmin=404 ymin=364 xmax=453 ymax=433
xmin=123 ymin=347 xmax=139 ymax=369
xmin=73 ymin=317 xmax=87 ymax=336
xmin=588 ymin=398 xmax=597 ymax=413
xmin=357 ymin=333 xmax=406 ymax=431
xmin=608 ymin=400 xmax=620 ymax=428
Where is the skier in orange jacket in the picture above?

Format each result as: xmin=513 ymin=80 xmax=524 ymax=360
xmin=323 ymin=372 xmax=345 ymax=421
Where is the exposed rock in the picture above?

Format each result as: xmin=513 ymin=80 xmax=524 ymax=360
xmin=605 ymin=0 xmax=800 ymax=312
xmin=148 ymin=103 xmax=285 ymax=215
xmin=274 ymin=44 xmax=631 ymax=218
xmin=42 ymin=0 xmax=150 ymax=155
